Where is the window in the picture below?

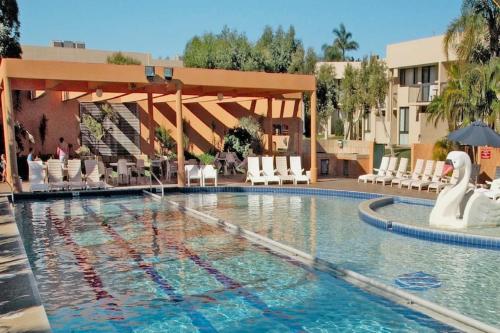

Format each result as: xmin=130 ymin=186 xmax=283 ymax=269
xmin=399 ymin=107 xmax=409 ymax=145
xmin=364 ymin=112 xmax=371 ymax=133
xmin=399 ymin=69 xmax=406 ymax=86
xmin=422 ymin=66 xmax=431 ymax=83
xmin=413 ymin=67 xmax=418 ymax=84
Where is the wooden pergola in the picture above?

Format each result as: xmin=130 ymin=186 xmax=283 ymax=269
xmin=0 ymin=59 xmax=318 ymax=192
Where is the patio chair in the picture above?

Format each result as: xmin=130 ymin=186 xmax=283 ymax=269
xmin=84 ymin=160 xmax=105 ymax=189
xmin=201 ymin=165 xmax=217 ymax=186
xmin=117 ymin=159 xmax=131 ymax=185
xmin=376 ymin=158 xmax=408 ymax=186
xmin=185 ymin=165 xmax=202 ymax=186
xmin=132 ymin=158 xmax=147 ymax=183
xmin=245 ymin=156 xmax=266 ymax=185
xmin=370 ymin=157 xmax=398 ymax=184
xmin=67 ymin=159 xmax=86 ymax=190
xmin=411 ymin=161 xmax=444 ymax=191
xmin=261 ymin=156 xmax=281 ymax=185
xmin=28 ymin=161 xmax=49 ymax=192
xmin=47 ymin=159 xmax=67 ymax=191
xmin=401 ymin=160 xmax=434 ymax=189
xmin=428 ymin=169 xmax=459 ymax=193
xmin=358 ymin=156 xmax=390 ymax=183
xmin=392 ymin=159 xmax=424 ymax=187
xmin=275 ymin=156 xmax=294 ymax=184
xmin=289 ymin=156 xmax=310 ymax=185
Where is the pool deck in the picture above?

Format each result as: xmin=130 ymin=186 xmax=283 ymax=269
xmin=0 ymin=197 xmax=51 ymax=333
xmin=0 ymin=176 xmax=439 ymax=200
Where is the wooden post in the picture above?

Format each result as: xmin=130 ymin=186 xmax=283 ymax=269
xmin=147 ymin=92 xmax=154 ymax=154
xmin=175 ymin=84 xmax=185 ymax=186
xmin=310 ymin=90 xmax=318 ymax=183
xmin=1 ymin=78 xmax=21 ymax=192
xmin=267 ymin=98 xmax=273 ymax=154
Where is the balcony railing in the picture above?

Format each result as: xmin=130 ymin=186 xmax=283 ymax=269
xmin=408 ymin=83 xmax=439 ymax=103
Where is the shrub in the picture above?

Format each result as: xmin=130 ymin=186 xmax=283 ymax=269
xmin=198 ymin=153 xmax=215 ymax=165
xmin=333 ymin=119 xmax=344 ymax=136
xmin=155 ymin=126 xmax=175 ymax=153
xmin=223 ymin=127 xmax=253 ymax=159
xmin=432 ymin=138 xmax=454 ymax=161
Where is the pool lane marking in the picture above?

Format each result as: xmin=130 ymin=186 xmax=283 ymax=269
xmin=81 ymin=205 xmax=217 ymax=333
xmin=119 ymin=203 xmax=308 ymax=332
xmin=46 ymin=209 xmax=124 ymax=320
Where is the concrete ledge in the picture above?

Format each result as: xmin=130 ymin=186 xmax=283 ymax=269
xmin=358 ymin=197 xmax=500 ymax=250
xmin=0 ymin=198 xmax=51 ymax=332
xmin=166 ymin=197 xmax=499 ymax=333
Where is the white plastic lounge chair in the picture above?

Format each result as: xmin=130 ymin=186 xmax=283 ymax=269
xmin=201 ymin=165 xmax=217 ymax=187
xmin=185 ymin=165 xmax=202 ymax=186
xmin=67 ymin=159 xmax=86 ymax=190
xmin=392 ymin=159 xmax=423 ymax=187
xmin=28 ymin=161 xmax=49 ymax=192
xmin=376 ymin=158 xmax=408 ymax=186
xmin=289 ymin=156 xmax=310 ymax=185
xmin=275 ymin=156 xmax=294 ymax=184
xmin=411 ymin=161 xmax=444 ymax=191
xmin=261 ymin=156 xmax=281 ymax=185
xmin=47 ymin=159 xmax=67 ymax=191
xmin=371 ymin=157 xmax=398 ymax=184
xmin=358 ymin=156 xmax=390 ymax=183
xmin=402 ymin=160 xmax=434 ymax=189
xmin=428 ymin=169 xmax=459 ymax=193
xmin=245 ymin=156 xmax=266 ymax=185
xmin=84 ymin=160 xmax=105 ymax=189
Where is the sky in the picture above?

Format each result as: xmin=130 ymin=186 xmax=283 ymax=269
xmin=18 ymin=0 xmax=462 ymax=60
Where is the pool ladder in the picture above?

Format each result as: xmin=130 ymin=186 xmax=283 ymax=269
xmin=148 ymin=169 xmax=164 ymax=198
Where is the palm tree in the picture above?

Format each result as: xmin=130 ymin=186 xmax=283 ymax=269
xmin=443 ymin=0 xmax=499 ymax=63
xmin=332 ymin=23 xmax=359 ymax=61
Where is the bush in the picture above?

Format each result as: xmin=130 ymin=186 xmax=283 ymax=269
xmin=198 ymin=153 xmax=215 ymax=165
xmin=155 ymin=126 xmax=175 ymax=153
xmin=432 ymin=139 xmax=454 ymax=161
xmin=223 ymin=127 xmax=253 ymax=159
xmin=333 ymin=119 xmax=344 ymax=136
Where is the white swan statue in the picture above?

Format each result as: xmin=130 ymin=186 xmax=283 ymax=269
xmin=429 ymin=151 xmax=500 ymax=229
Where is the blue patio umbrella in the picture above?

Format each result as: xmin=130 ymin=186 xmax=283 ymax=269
xmin=447 ymin=121 xmax=500 ymax=148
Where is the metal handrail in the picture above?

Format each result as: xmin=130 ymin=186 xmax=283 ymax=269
xmin=149 ymin=168 xmax=164 ymax=198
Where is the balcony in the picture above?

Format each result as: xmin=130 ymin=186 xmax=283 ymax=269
xmin=408 ymin=83 xmax=439 ymax=104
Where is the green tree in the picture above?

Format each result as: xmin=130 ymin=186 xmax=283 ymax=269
xmin=0 ymin=0 xmax=21 ymax=58
xmin=316 ymin=64 xmax=338 ymax=139
xmin=444 ymin=0 xmax=499 ymax=63
xmin=106 ymin=52 xmax=141 ymax=65
xmin=339 ymin=64 xmax=359 ymax=139
xmin=155 ymin=126 xmax=175 ymax=154
xmin=332 ymin=23 xmax=359 ymax=61
xmin=321 ymin=44 xmax=343 ymax=61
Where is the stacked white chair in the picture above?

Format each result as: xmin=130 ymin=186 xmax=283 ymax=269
xmin=246 ymin=157 xmax=266 ymax=185
xmin=358 ymin=156 xmax=389 ymax=183
xmin=84 ymin=160 xmax=105 ymax=189
xmin=28 ymin=161 xmax=49 ymax=192
xmin=67 ymin=159 xmax=86 ymax=190
xmin=275 ymin=156 xmax=295 ymax=185
xmin=261 ymin=156 xmax=281 ymax=185
xmin=47 ymin=159 xmax=67 ymax=191
xmin=289 ymin=156 xmax=310 ymax=185
xmin=376 ymin=158 xmax=408 ymax=186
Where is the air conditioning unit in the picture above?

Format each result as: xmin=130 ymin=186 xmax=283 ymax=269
xmin=75 ymin=41 xmax=85 ymax=49
xmin=52 ymin=40 xmax=63 ymax=48
xmin=63 ymin=40 xmax=75 ymax=48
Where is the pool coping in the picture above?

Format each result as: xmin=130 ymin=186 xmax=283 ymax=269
xmin=164 ymin=194 xmax=499 ymax=333
xmin=358 ymin=196 xmax=500 ymax=250
xmin=0 ymin=197 xmax=51 ymax=332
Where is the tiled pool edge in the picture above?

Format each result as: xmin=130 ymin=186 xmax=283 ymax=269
xmin=165 ymin=197 xmax=499 ymax=333
xmin=0 ymin=197 xmax=51 ymax=332
xmin=358 ymin=197 xmax=500 ymax=250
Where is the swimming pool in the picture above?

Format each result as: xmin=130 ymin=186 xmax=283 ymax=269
xmin=15 ymin=195 xmax=459 ymax=332
xmin=168 ymin=192 xmax=500 ymax=328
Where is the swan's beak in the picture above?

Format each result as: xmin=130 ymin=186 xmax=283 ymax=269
xmin=443 ymin=159 xmax=454 ymax=176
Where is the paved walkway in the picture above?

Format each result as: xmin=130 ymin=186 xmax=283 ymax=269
xmin=0 ymin=197 xmax=50 ymax=332
xmin=0 ymin=176 xmax=438 ymax=200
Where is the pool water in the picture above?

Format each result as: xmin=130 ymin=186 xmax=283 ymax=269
xmin=168 ymin=192 xmax=500 ymax=328
xmin=14 ymin=195 xmax=457 ymax=332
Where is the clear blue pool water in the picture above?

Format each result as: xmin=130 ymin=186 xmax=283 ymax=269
xmin=14 ymin=195 xmax=458 ymax=332
xmin=168 ymin=192 xmax=500 ymax=328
